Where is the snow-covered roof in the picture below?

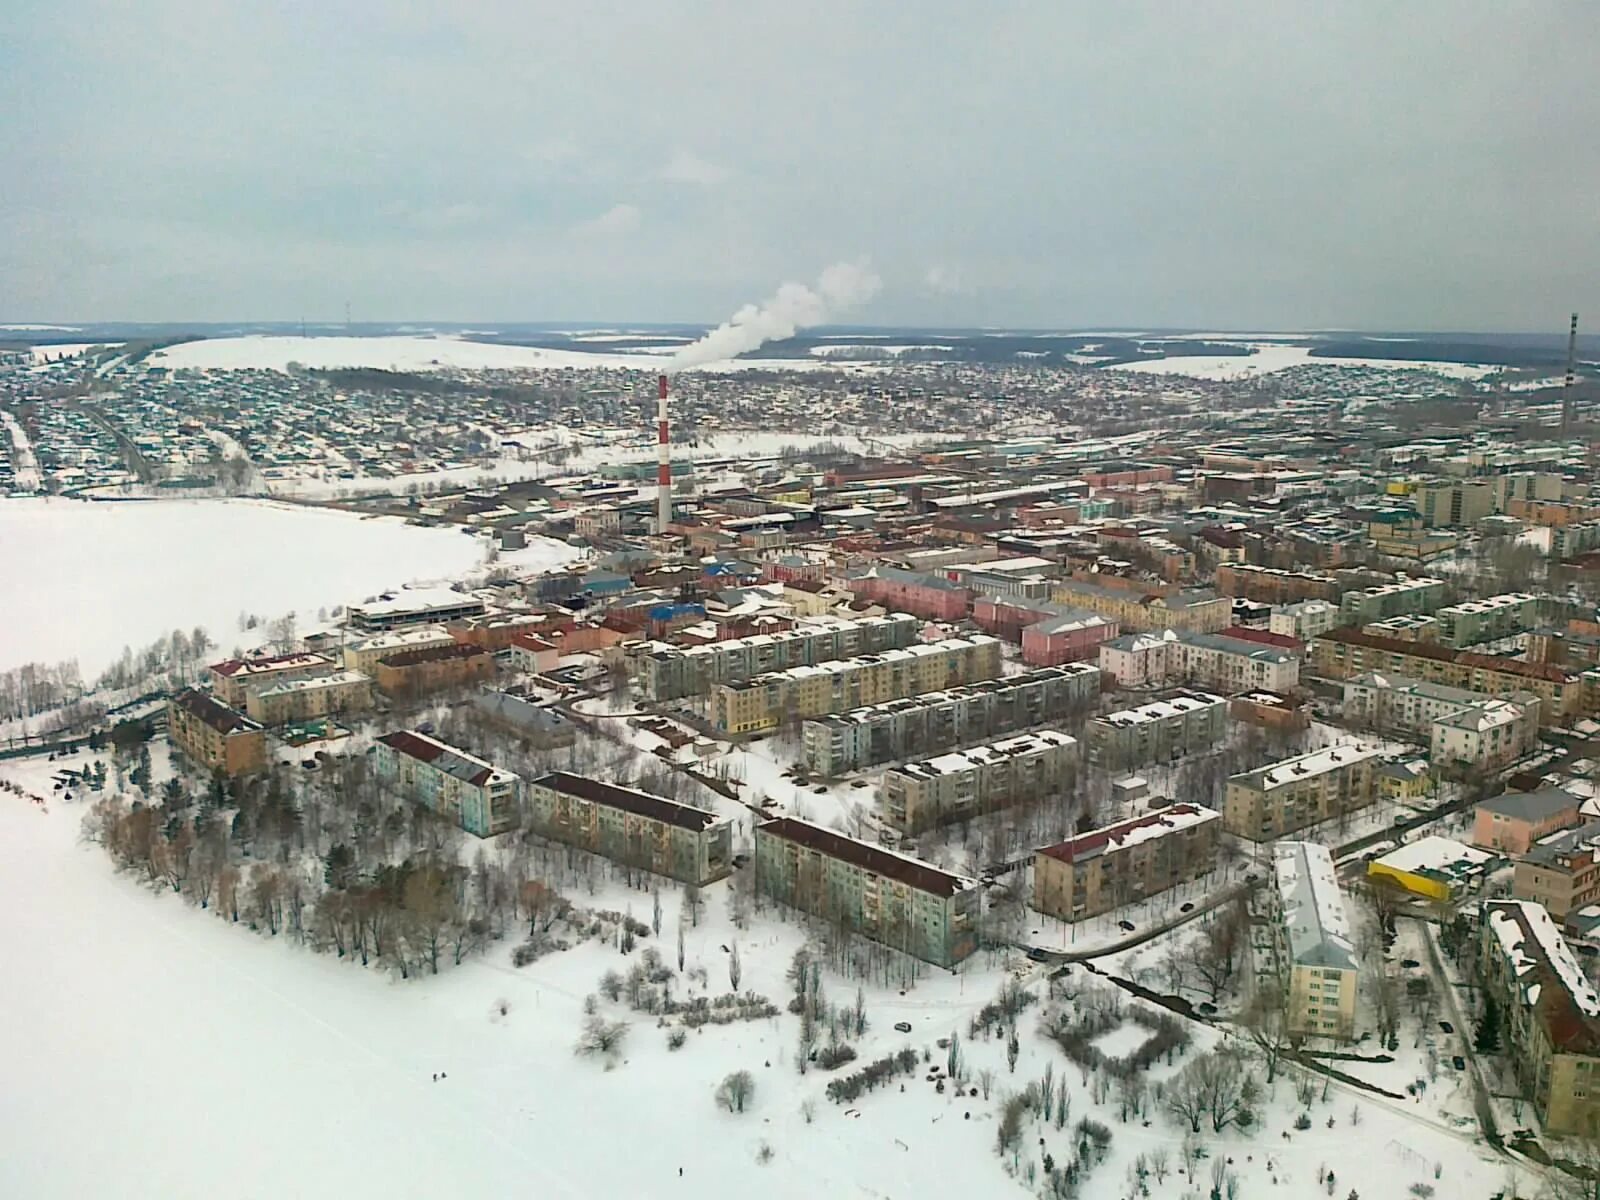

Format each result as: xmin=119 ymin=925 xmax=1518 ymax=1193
xmin=1484 ymin=901 xmax=1600 ymax=1047
xmin=889 ymin=730 xmax=1078 ymax=780
xmin=1093 ymin=690 xmax=1226 ymax=728
xmin=1234 ymin=742 xmax=1383 ymax=794
xmin=349 ymin=586 xmax=484 ymax=618
xmin=1273 ymin=841 xmax=1357 ymax=972
xmin=1370 ymin=835 xmax=1492 ymax=880
xmin=253 ymin=670 xmax=370 ymax=698
xmin=1038 ymin=802 xmax=1219 ymax=864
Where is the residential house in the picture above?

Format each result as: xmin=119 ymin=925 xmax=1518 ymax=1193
xmin=1272 ymin=841 xmax=1359 ymax=1040
xmin=1031 ymin=803 xmax=1220 ymax=922
xmin=167 ymin=688 xmax=266 ymax=777
xmin=525 ymin=772 xmax=732 ymax=885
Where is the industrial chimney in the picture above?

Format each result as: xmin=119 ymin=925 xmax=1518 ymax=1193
xmin=656 ymin=373 xmax=671 ymax=532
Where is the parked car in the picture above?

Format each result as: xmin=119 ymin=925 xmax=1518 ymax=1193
xmin=894 ymin=1022 xmax=912 ymax=1034
xmin=1024 ymin=947 xmax=1052 ymax=963
xmin=1118 ymin=920 xmax=1136 ymax=932
xmin=1452 ymin=1055 xmax=1466 ymax=1071
xmin=1439 ymin=1020 xmax=1454 ymax=1035
xmin=1179 ymin=902 xmax=1194 ymax=913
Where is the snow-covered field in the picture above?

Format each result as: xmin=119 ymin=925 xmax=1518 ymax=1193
xmin=1114 ymin=344 xmax=1498 ymax=381
xmin=0 ymin=743 xmax=1513 ymax=1200
xmin=0 ymin=498 xmax=576 ymax=676
xmin=147 ymin=335 xmax=884 ymax=375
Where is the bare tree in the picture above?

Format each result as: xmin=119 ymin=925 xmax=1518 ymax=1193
xmin=575 ymin=1014 xmax=629 ymax=1065
xmin=728 ymin=940 xmax=742 ymax=991
xmin=1165 ymin=1059 xmax=1209 ymax=1133
xmin=715 ymin=1070 xmax=756 ymax=1114
xmin=1243 ymin=991 xmax=1294 ymax=1084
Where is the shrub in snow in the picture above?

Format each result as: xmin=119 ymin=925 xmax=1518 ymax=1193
xmin=1294 ymin=1111 xmax=1313 ymax=1131
xmin=667 ymin=1030 xmax=687 ymax=1051
xmin=715 ymin=1070 xmax=755 ymax=1114
xmin=815 ymin=1043 xmax=858 ymax=1071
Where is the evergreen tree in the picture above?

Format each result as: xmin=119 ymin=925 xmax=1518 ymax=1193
xmin=323 ymin=843 xmax=358 ymax=890
xmin=1475 ymin=996 xmax=1501 ymax=1053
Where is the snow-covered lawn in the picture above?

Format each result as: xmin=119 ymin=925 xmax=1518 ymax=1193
xmin=0 ymin=498 xmax=577 ymax=676
xmin=2 ymin=408 xmax=42 ymax=490
xmin=0 ymin=742 xmax=1517 ymax=1200
xmin=146 ymin=334 xmax=886 ymax=375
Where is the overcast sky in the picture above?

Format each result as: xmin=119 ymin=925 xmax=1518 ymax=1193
xmin=4 ymin=2 xmax=1597 ymax=331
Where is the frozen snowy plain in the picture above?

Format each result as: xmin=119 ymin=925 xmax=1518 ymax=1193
xmin=0 ymin=498 xmax=578 ymax=677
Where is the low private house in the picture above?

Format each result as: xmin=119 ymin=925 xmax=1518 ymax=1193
xmin=1472 ymin=788 xmax=1583 ymax=855
xmin=1477 ymin=900 xmax=1600 ymax=1135
xmin=168 ymin=688 xmax=266 ymax=777
xmin=374 ymin=643 xmax=496 ymax=698
xmin=1272 ymin=841 xmax=1359 ymax=1041
xmin=1366 ymin=835 xmax=1495 ymax=903
xmin=1031 ymin=803 xmax=1220 ymax=922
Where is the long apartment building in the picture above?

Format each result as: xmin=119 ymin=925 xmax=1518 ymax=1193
xmin=1272 ymin=841 xmax=1359 ymax=1041
xmin=1216 ymin=563 xmax=1340 ymax=604
xmin=801 ymin=663 xmax=1102 ymax=776
xmin=1478 ymin=900 xmax=1600 ymax=1134
xmin=1310 ymin=627 xmax=1585 ymax=724
xmin=1222 ymin=743 xmax=1383 ymax=841
xmin=1099 ymin=629 xmax=1300 ymax=694
xmin=209 ymin=652 xmax=336 ymax=707
xmin=753 ymin=816 xmax=979 ymax=967
xmin=1085 ymin=691 xmax=1228 ymax=771
xmin=525 ymin=772 xmax=732 ymax=886
xmin=1338 ymin=576 xmax=1446 ymax=624
xmin=167 ymin=688 xmax=266 ymax=777
xmin=1435 ymin=592 xmax=1541 ymax=649
xmin=1342 ymin=672 xmax=1540 ymax=770
xmin=244 ymin=670 xmax=373 ymax=727
xmin=879 ymin=730 xmax=1078 ymax=833
xmin=1048 ymin=578 xmax=1232 ymax=634
xmin=1270 ymin=599 xmax=1343 ymax=643
xmin=711 ymin=635 xmax=1002 ymax=735
xmin=1032 ymin=803 xmax=1220 ymax=922
xmin=375 ymin=730 xmax=520 ymax=837
xmin=640 ymin=613 xmax=920 ymax=701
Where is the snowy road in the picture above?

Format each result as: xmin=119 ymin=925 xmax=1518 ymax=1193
xmin=1 ymin=408 xmax=41 ymax=491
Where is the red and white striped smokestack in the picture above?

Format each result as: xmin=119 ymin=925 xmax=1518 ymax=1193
xmin=656 ymin=373 xmax=671 ymax=532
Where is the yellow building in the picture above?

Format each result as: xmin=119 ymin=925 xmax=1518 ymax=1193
xmin=167 ymin=689 xmax=266 ymax=777
xmin=244 ymin=670 xmax=373 ymax=726
xmin=1377 ymin=758 xmax=1432 ymax=803
xmin=1366 ymin=835 xmax=1494 ymax=903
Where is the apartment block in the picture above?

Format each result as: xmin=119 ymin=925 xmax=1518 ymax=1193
xmin=753 ymin=816 xmax=979 ymax=967
xmin=1513 ymin=819 xmax=1600 ymax=920
xmin=1222 ymin=743 xmax=1382 ymax=841
xmin=1478 ymin=900 xmax=1600 ymax=1135
xmin=244 ymin=670 xmax=372 ymax=727
xmin=1472 ymin=788 xmax=1582 ymax=855
xmin=1435 ymin=593 xmax=1540 ymax=649
xmin=1416 ymin=481 xmax=1494 ymax=528
xmin=1216 ymin=563 xmax=1340 ymax=605
xmin=209 ymin=652 xmax=336 ymax=707
xmin=879 ymin=729 xmax=1078 ymax=833
xmin=801 ymin=663 xmax=1102 ymax=776
xmin=374 ymin=643 xmax=496 ymax=698
xmin=848 ymin=566 xmax=972 ymax=621
xmin=1338 ymin=576 xmax=1447 ymax=624
xmin=1021 ymin=611 xmax=1120 ymax=667
xmin=1272 ymin=841 xmax=1359 ymax=1040
xmin=1032 ymin=803 xmax=1220 ymax=922
xmin=1309 ymin=628 xmax=1584 ymax=724
xmin=1086 ymin=691 xmax=1228 ymax=771
xmin=1098 ymin=629 xmax=1299 ymax=694
xmin=1342 ymin=672 xmax=1539 ymax=770
xmin=641 ymin=613 xmax=920 ymax=701
xmin=525 ymin=771 xmax=732 ymax=886
xmin=711 ymin=635 xmax=1001 ymax=735
xmin=341 ymin=626 xmax=456 ymax=676
xmin=1049 ymin=578 xmax=1232 ymax=634
xmin=167 ymin=688 xmax=267 ymax=777
xmin=1269 ymin=599 xmax=1342 ymax=642
xmin=375 ymin=729 xmax=520 ymax=837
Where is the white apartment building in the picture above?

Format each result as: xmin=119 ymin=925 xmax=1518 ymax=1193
xmin=1270 ymin=600 xmax=1341 ymax=642
xmin=1343 ymin=672 xmax=1539 ymax=770
xmin=1098 ymin=629 xmax=1299 ymax=695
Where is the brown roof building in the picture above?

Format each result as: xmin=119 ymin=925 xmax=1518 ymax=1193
xmin=168 ymin=688 xmax=267 ymax=776
xmin=374 ymin=643 xmax=495 ymax=699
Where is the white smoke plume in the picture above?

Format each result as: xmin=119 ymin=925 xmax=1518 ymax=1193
xmin=668 ymin=261 xmax=881 ymax=371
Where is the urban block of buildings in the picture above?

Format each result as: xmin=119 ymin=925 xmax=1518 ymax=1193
xmin=1472 ymin=788 xmax=1583 ymax=855
xmin=1513 ymin=818 xmax=1600 ymax=920
xmin=711 ymin=635 xmax=1001 ymax=734
xmin=753 ymin=816 xmax=979 ymax=967
xmin=209 ymin=652 xmax=336 ymax=707
xmin=1098 ymin=629 xmax=1300 ymax=694
xmin=1223 ymin=743 xmax=1383 ymax=841
xmin=1031 ymin=802 xmax=1220 ymax=922
xmin=879 ymin=729 xmax=1078 ymax=833
xmin=1085 ymin=690 xmax=1228 ymax=772
xmin=1341 ymin=672 xmax=1540 ymax=771
xmin=243 ymin=670 xmax=372 ymax=727
xmin=373 ymin=643 xmax=496 ymax=698
xmin=800 ymin=663 xmax=1101 ymax=776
